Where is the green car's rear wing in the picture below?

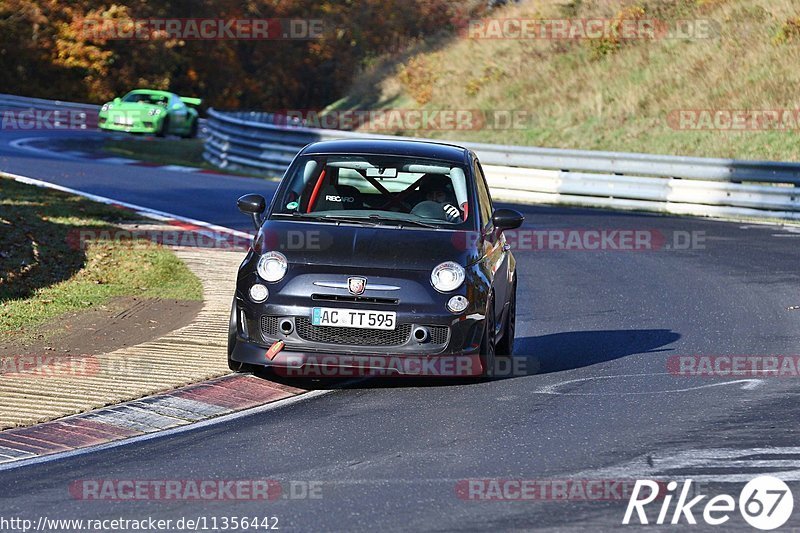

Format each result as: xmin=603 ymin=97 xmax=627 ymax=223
xmin=180 ymin=97 xmax=203 ymax=106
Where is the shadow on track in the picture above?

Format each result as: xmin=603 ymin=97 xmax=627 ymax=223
xmin=515 ymin=328 xmax=681 ymax=375
xmin=255 ymin=328 xmax=681 ymax=390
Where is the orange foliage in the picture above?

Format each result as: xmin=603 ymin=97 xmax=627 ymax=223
xmin=0 ymin=0 xmax=480 ymax=109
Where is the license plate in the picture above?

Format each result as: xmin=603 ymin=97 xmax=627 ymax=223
xmin=312 ymin=307 xmax=396 ymax=330
xmin=115 ymin=117 xmax=133 ymax=126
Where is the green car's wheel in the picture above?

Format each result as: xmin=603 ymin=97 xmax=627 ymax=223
xmin=157 ymin=116 xmax=170 ymax=137
xmin=183 ymin=119 xmax=198 ymax=139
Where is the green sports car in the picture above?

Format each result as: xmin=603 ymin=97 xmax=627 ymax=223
xmin=98 ymin=89 xmax=201 ymax=138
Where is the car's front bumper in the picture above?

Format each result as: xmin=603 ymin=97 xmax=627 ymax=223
xmin=98 ymin=116 xmax=159 ymax=133
xmin=230 ymin=335 xmax=485 ymax=378
xmin=229 ymin=262 xmax=490 ymax=377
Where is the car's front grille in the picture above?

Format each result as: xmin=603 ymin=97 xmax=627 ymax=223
xmin=429 ymin=326 xmax=449 ymax=345
xmin=260 ymin=315 xmax=279 ymax=337
xmin=261 ymin=315 xmax=449 ymax=347
xmin=295 ymin=317 xmax=412 ymax=346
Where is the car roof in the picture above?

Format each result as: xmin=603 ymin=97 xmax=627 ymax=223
xmin=299 ymin=139 xmax=470 ymax=164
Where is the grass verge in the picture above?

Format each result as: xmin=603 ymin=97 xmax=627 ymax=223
xmin=0 ymin=175 xmax=202 ymax=337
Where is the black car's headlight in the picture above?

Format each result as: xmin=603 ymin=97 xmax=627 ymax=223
xmin=257 ymin=251 xmax=288 ymax=282
xmin=431 ymin=261 xmax=465 ymax=292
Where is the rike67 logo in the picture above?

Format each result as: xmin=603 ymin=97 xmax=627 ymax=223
xmin=623 ymin=476 xmax=793 ymax=530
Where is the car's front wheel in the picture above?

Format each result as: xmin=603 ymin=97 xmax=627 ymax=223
xmin=496 ymin=280 xmax=516 ymax=356
xmin=182 ymin=118 xmax=198 ymax=139
xmin=157 ymin=116 xmax=170 ymax=137
xmin=479 ymin=294 xmax=497 ymax=377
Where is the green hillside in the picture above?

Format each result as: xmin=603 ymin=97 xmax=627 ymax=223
xmin=329 ymin=0 xmax=800 ymax=161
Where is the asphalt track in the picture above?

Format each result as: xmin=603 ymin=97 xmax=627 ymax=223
xmin=2 ymin=130 xmax=800 ymax=531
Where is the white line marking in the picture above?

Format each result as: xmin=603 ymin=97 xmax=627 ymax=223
xmin=160 ymin=165 xmax=201 ymax=173
xmin=95 ymin=157 xmax=138 ymax=165
xmin=0 ymin=171 xmax=251 ymax=239
xmin=534 ymin=373 xmax=763 ymax=396
xmin=8 ymin=137 xmax=85 ymax=160
xmin=136 ymin=395 xmax=230 ymax=418
xmin=570 ymin=447 xmax=800 ymax=483
xmin=722 ymin=460 xmax=800 ymax=468
xmin=0 ymin=446 xmax=36 ymax=461
xmin=0 ymin=389 xmax=332 ymax=472
xmin=81 ymin=410 xmax=175 ymax=433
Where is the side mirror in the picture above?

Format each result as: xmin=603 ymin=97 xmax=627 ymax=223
xmin=113 ymin=97 xmax=121 ymax=104
xmin=237 ymin=194 xmax=266 ymax=230
xmin=492 ymin=208 xmax=524 ymax=232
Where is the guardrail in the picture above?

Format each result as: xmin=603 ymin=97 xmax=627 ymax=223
xmin=0 ymin=93 xmax=100 ymax=130
xmin=204 ymin=108 xmax=800 ymax=221
xmin=0 ymin=93 xmax=100 ymax=112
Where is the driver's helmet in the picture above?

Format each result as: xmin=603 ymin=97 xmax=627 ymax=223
xmin=417 ymin=174 xmax=455 ymax=205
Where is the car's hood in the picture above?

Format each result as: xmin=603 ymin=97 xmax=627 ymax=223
xmin=254 ymin=220 xmax=481 ymax=270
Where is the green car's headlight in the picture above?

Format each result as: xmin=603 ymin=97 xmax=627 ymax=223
xmin=101 ymin=103 xmax=111 ymax=112
xmin=148 ymin=109 xmax=161 ymax=116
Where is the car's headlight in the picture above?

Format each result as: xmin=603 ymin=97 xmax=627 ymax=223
xmin=148 ymin=108 xmax=161 ymax=116
xmin=257 ymin=251 xmax=288 ymax=282
xmin=249 ymin=283 xmax=269 ymax=303
xmin=431 ymin=261 xmax=465 ymax=292
xmin=101 ymin=103 xmax=111 ymax=112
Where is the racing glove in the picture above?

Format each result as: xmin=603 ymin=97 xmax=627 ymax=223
xmin=443 ymin=203 xmax=461 ymax=222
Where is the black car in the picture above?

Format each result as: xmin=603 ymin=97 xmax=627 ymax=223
xmin=228 ymin=139 xmax=523 ymax=378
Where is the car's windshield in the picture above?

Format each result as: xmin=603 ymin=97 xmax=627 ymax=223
xmin=122 ymin=92 xmax=169 ymax=107
xmin=271 ymin=154 xmax=474 ymax=229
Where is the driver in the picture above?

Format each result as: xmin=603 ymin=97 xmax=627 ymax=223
xmin=416 ymin=175 xmax=462 ymax=222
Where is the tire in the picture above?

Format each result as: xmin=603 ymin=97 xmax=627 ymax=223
xmin=479 ymin=294 xmax=497 ymax=377
xmin=496 ymin=280 xmax=516 ymax=357
xmin=156 ymin=116 xmax=170 ymax=137
xmin=227 ymin=299 xmax=256 ymax=373
xmin=182 ymin=118 xmax=198 ymax=139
